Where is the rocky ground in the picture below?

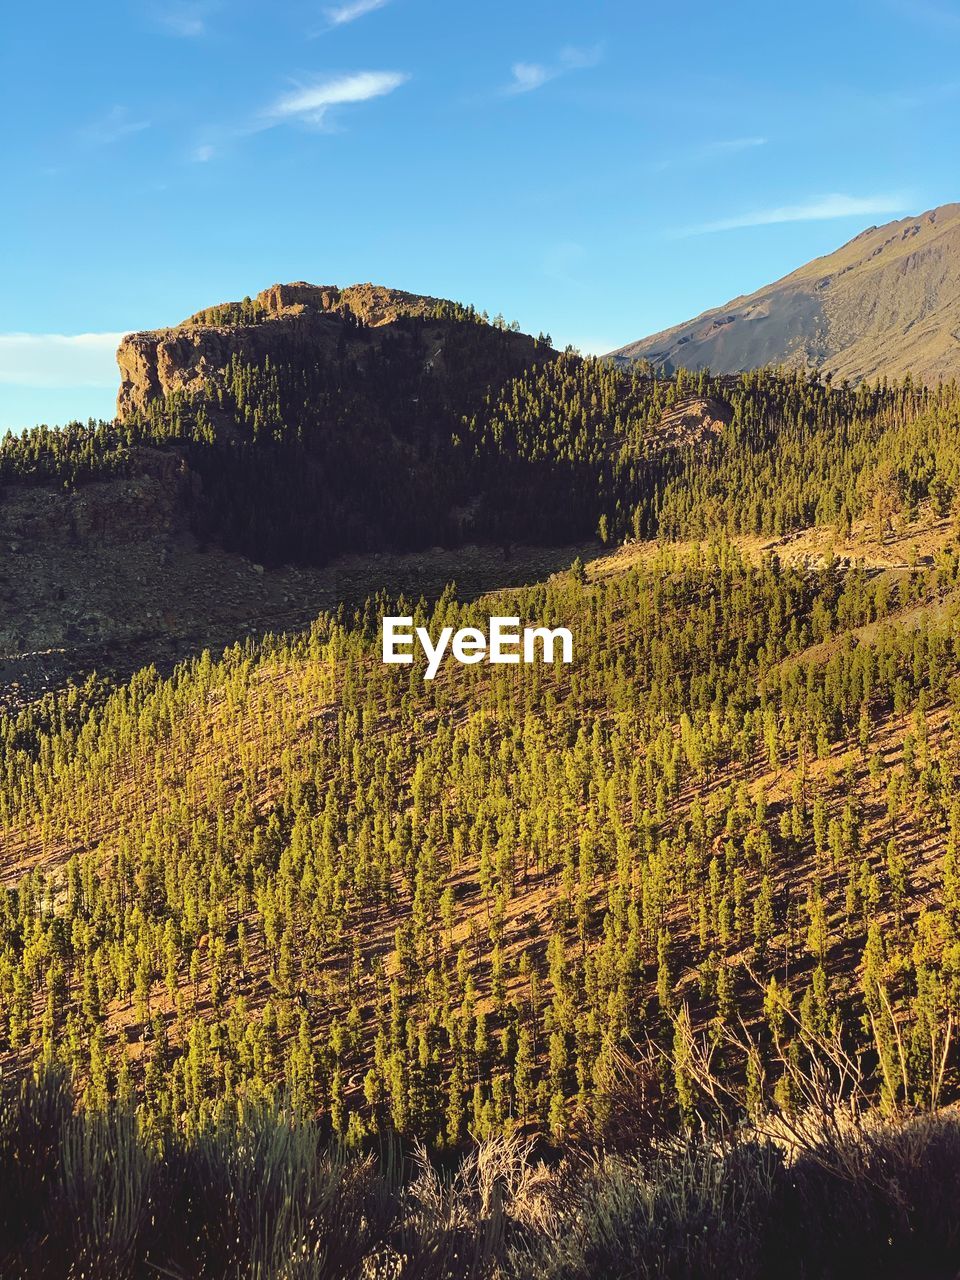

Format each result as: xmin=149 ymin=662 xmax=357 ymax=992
xmin=0 ymin=452 xmax=593 ymax=709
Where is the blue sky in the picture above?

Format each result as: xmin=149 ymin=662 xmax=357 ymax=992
xmin=1 ymin=0 xmax=958 ymax=431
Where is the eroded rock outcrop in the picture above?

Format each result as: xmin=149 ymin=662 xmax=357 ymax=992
xmin=0 ymin=447 xmax=197 ymax=551
xmin=116 ymin=282 xmax=459 ymax=419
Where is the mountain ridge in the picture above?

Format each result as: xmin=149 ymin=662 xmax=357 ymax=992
xmin=611 ymin=202 xmax=960 ymax=383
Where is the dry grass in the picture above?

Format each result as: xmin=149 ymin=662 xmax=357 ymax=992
xmin=1 ymin=1065 xmax=960 ymax=1279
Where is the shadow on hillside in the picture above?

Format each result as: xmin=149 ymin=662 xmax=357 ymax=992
xmin=0 ymin=538 xmax=598 ymax=710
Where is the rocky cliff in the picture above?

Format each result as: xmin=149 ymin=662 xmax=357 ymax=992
xmin=116 ymin=281 xmax=513 ymax=419
xmin=1 ymin=283 xmax=558 ymax=705
xmin=0 ymin=446 xmax=206 ymax=696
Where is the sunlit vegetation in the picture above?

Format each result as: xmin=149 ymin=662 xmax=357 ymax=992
xmin=1 ymin=539 xmax=960 ymax=1149
xmin=4 ymin=310 xmax=960 ymax=1274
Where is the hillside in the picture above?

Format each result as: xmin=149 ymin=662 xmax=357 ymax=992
xmin=0 ymin=287 xmax=747 ymax=702
xmin=4 ymin=294 xmax=960 ymax=1277
xmin=116 ymin=281 xmax=547 ymax=421
xmin=4 ymin=291 xmax=960 ymax=1145
xmin=1 ymin=285 xmax=570 ymax=701
xmin=611 ymin=203 xmax=960 ymax=384
xmin=111 ymin=280 xmax=560 ymax=564
xmin=2 ymin=517 xmax=960 ymax=1147
xmin=4 ymin=344 xmax=960 ymax=704
xmin=5 ymin=363 xmax=960 ymax=1138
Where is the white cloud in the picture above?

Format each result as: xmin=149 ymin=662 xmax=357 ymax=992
xmin=325 ymin=0 xmax=389 ymax=26
xmin=264 ymin=71 xmax=409 ymax=127
xmin=714 ymin=136 xmax=768 ymax=153
xmin=675 ymin=192 xmax=912 ymax=237
xmin=80 ymin=106 xmax=151 ymax=147
xmin=0 ymin=334 xmax=124 ymax=389
xmin=507 ymin=62 xmax=551 ymax=94
xmin=503 ymin=44 xmax=601 ymax=95
xmin=191 ymin=143 xmax=216 ymax=162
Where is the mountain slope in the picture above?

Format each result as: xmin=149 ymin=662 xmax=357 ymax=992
xmin=2 ymin=530 xmax=960 ymax=1150
xmin=611 ymin=203 xmax=960 ymax=383
xmin=111 ymin=281 xmax=570 ymax=566
xmin=2 ymin=358 xmax=956 ymax=703
xmin=4 ymin=291 xmax=960 ymax=1170
xmin=5 ymin=279 xmax=960 ymax=709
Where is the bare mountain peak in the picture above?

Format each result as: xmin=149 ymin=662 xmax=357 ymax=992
xmin=613 ymin=202 xmax=960 ymax=384
xmin=166 ymin=281 xmax=456 ymax=333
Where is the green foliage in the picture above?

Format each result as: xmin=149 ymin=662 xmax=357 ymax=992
xmin=6 ymin=347 xmax=959 ymax=570
xmin=5 ymin=344 xmax=960 ymax=1168
xmin=1 ymin=540 xmax=960 ymax=1141
xmin=185 ymin=295 xmax=269 ymax=328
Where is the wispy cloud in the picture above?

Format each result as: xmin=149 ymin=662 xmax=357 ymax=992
xmin=79 ymin=106 xmax=150 ymax=148
xmin=263 ymin=71 xmax=409 ymax=128
xmin=191 ymin=143 xmax=216 ymax=162
xmin=502 ymin=44 xmax=601 ymax=96
xmin=324 ymin=0 xmax=389 ymax=26
xmin=707 ymin=136 xmax=768 ymax=155
xmin=0 ymin=334 xmax=124 ymax=389
xmin=675 ymin=192 xmax=912 ymax=237
xmin=651 ymin=136 xmax=767 ymax=173
xmin=506 ymin=63 xmax=551 ymax=94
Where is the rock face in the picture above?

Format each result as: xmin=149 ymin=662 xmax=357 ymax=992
xmin=116 ymin=282 xmax=464 ymax=419
xmin=0 ymin=447 xmax=196 ymax=551
xmin=0 ymin=447 xmax=204 ymax=689
xmin=0 ymin=282 xmax=556 ymax=705
xmin=611 ymin=203 xmax=960 ymax=384
xmin=654 ymin=396 xmax=732 ymax=447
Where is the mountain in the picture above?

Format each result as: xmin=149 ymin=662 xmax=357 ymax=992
xmin=6 ymin=277 xmax=960 ymax=1274
xmin=611 ymin=202 xmax=960 ymax=384
xmin=1 ymin=281 xmax=751 ymax=703
xmin=3 ymin=411 xmax=960 ymax=1157
xmin=5 ymin=507 xmax=960 ymax=1275
xmin=111 ymin=281 xmax=569 ymax=567
xmin=116 ymin=281 xmax=547 ymax=420
xmin=1 ymin=283 xmax=566 ymax=701
xmin=4 ymin=270 xmax=960 ymax=710
xmin=3 ymin=296 xmax=957 ymax=705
